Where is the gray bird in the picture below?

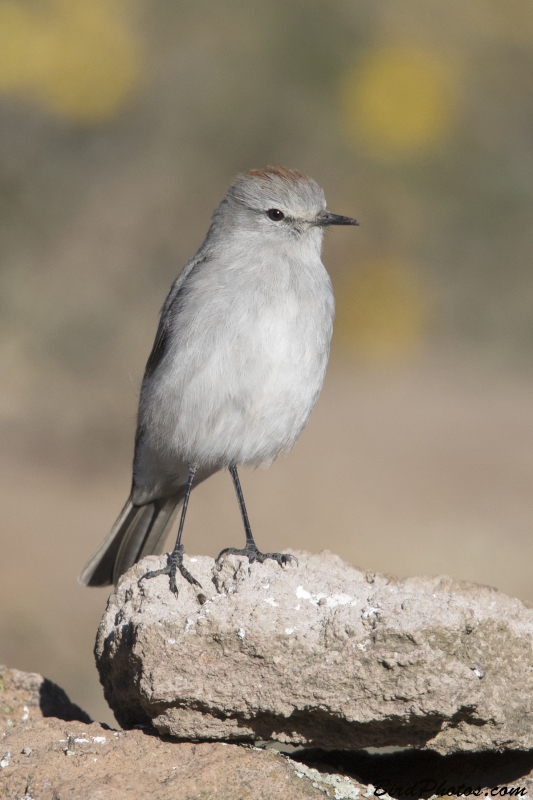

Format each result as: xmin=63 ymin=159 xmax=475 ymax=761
xmin=79 ymin=167 xmax=359 ymax=594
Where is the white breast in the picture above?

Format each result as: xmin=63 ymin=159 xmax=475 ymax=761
xmin=141 ymin=245 xmax=334 ymax=470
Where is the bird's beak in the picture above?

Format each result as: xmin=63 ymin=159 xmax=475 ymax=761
xmin=314 ymin=210 xmax=360 ymax=227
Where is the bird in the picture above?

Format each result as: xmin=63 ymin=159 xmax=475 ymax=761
xmin=79 ymin=166 xmax=359 ymax=595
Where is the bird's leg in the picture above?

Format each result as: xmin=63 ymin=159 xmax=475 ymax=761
xmin=139 ymin=466 xmax=201 ymax=595
xmin=215 ymin=465 xmax=297 ymax=568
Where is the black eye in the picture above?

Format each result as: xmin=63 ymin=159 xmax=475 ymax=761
xmin=267 ymin=208 xmax=285 ymax=221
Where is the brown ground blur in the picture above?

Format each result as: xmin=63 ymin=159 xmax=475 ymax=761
xmin=2 ymin=1 xmax=533 ymax=725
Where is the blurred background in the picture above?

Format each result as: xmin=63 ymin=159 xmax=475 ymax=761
xmin=1 ymin=0 xmax=533 ymax=725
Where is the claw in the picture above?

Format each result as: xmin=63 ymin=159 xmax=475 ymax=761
xmin=216 ymin=543 xmax=297 ymax=568
xmin=139 ymin=545 xmax=202 ymax=596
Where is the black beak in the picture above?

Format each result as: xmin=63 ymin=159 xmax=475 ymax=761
xmin=315 ymin=211 xmax=360 ymax=227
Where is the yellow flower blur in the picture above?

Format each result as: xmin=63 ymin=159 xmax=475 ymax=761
xmin=335 ymin=260 xmax=427 ymax=361
xmin=0 ymin=0 xmax=141 ymax=122
xmin=340 ymin=46 xmax=454 ymax=159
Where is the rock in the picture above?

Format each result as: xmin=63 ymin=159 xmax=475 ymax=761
xmin=0 ymin=708 xmax=338 ymax=799
xmin=3 ymin=669 xmax=533 ymax=799
xmin=95 ymin=550 xmax=533 ymax=754
xmin=0 ymin=665 xmax=90 ymax=733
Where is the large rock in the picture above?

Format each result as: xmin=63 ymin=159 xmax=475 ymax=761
xmin=95 ymin=551 xmax=533 ymax=754
xmin=4 ymin=670 xmax=533 ymax=800
xmin=0 ymin=709 xmax=338 ymax=800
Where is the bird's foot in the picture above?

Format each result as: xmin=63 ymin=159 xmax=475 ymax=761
xmin=215 ymin=542 xmax=298 ymax=568
xmin=139 ymin=545 xmax=202 ymax=596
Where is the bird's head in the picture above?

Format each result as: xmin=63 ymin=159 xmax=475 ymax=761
xmin=212 ymin=166 xmax=359 ymax=255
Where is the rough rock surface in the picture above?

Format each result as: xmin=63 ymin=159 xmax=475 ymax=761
xmin=1 ymin=667 xmax=370 ymax=799
xmin=3 ymin=669 xmax=533 ymax=799
xmin=95 ymin=550 xmax=533 ymax=753
xmin=0 ymin=701 xmax=349 ymax=799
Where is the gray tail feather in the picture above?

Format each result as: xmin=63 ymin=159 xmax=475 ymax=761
xmin=78 ymin=494 xmax=182 ymax=588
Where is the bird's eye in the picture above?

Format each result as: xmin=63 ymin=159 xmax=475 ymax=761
xmin=267 ymin=209 xmax=285 ymax=221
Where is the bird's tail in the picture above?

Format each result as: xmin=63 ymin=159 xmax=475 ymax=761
xmin=79 ymin=494 xmax=182 ymax=588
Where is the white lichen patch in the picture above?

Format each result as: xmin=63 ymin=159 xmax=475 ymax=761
xmin=295 ymin=586 xmax=358 ymax=608
xmin=295 ymin=586 xmax=325 ymax=604
xmin=92 ymin=736 xmax=106 ymax=743
xmin=289 ymin=758 xmax=364 ymax=798
xmin=167 ymin=638 xmax=176 ymax=645
xmin=0 ymin=752 xmax=11 ymax=769
xmin=238 ymin=628 xmax=246 ymax=639
xmin=329 ymin=593 xmax=358 ymax=608
xmin=21 ymin=705 xmax=29 ymax=721
xmin=264 ymin=598 xmax=279 ymax=607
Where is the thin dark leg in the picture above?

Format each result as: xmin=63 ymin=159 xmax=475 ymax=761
xmin=139 ymin=466 xmax=201 ymax=595
xmin=230 ymin=465 xmax=255 ymax=547
xmin=215 ymin=465 xmax=297 ymax=568
xmin=174 ymin=466 xmax=196 ymax=551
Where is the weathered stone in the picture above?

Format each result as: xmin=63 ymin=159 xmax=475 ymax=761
xmin=4 ymin=669 xmax=533 ymax=799
xmin=0 ymin=709 xmax=334 ymax=800
xmin=95 ymin=550 xmax=533 ymax=754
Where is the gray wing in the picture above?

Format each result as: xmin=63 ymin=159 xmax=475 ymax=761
xmin=132 ymin=251 xmax=207 ymax=484
xmin=143 ymin=252 xmax=206 ymax=381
